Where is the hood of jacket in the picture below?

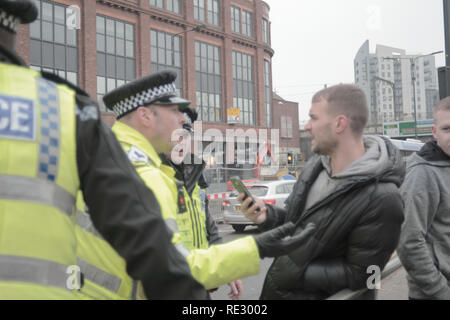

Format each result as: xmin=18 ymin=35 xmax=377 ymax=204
xmin=320 ymin=135 xmax=405 ymax=187
xmin=414 ymin=140 xmax=450 ymax=164
xmin=406 ymin=140 xmax=450 ymax=173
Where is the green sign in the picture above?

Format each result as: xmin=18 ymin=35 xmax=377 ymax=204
xmin=383 ymin=120 xmax=434 ymax=137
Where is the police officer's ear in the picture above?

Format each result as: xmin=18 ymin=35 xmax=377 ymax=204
xmin=136 ymin=106 xmax=157 ymax=125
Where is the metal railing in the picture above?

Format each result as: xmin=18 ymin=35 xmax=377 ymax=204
xmin=208 ymin=198 xmax=225 ymax=223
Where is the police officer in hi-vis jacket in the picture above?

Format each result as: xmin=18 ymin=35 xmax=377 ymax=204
xmin=0 ymin=0 xmax=207 ymax=299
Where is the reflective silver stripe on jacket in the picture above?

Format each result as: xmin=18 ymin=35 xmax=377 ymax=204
xmin=0 ymin=174 xmax=75 ymax=217
xmin=76 ymin=258 xmax=122 ymax=295
xmin=0 ymin=255 xmax=71 ymax=290
xmin=165 ymin=218 xmax=179 ymax=234
xmin=176 ymin=244 xmax=190 ymax=258
xmin=76 ymin=210 xmax=104 ymax=239
xmin=131 ymin=281 xmax=138 ymax=300
xmin=165 ymin=219 xmax=190 ymax=258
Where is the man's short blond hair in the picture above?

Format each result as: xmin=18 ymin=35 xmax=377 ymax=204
xmin=312 ymin=84 xmax=368 ymax=136
xmin=434 ymin=96 xmax=450 ymax=121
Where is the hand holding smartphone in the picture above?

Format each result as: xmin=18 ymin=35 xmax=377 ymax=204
xmin=230 ymin=176 xmax=260 ymax=212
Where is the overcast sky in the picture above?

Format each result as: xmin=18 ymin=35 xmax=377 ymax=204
xmin=264 ymin=0 xmax=446 ymax=122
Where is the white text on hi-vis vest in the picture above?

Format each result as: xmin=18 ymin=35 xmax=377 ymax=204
xmin=0 ymin=94 xmax=36 ymax=141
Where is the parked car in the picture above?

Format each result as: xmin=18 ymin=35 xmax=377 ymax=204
xmin=222 ymin=180 xmax=295 ymax=232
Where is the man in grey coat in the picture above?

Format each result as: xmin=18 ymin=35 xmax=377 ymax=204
xmin=397 ymin=97 xmax=450 ymax=300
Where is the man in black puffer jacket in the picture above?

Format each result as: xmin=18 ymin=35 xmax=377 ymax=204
xmin=238 ymin=84 xmax=405 ymax=300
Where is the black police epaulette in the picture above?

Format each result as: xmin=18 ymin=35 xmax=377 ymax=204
xmin=40 ymin=71 xmax=90 ymax=98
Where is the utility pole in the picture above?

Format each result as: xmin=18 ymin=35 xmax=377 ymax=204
xmin=444 ymin=0 xmax=450 ymax=66
xmin=371 ymin=77 xmax=378 ymax=133
xmin=411 ymin=59 xmax=418 ymax=139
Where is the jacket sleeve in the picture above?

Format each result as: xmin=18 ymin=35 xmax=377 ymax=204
xmin=186 ymin=236 xmax=260 ymax=290
xmin=397 ymin=165 xmax=450 ymax=299
xmin=300 ymin=190 xmax=404 ymax=294
xmin=204 ymin=197 xmax=222 ymax=245
xmin=75 ymin=96 xmax=208 ymax=300
xmin=258 ymin=204 xmax=287 ymax=231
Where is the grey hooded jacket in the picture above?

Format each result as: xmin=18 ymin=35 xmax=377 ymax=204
xmin=397 ymin=141 xmax=450 ymax=300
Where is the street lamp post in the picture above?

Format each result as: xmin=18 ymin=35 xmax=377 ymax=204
xmin=285 ymin=102 xmax=289 ymax=168
xmin=383 ymin=51 xmax=443 ymax=139
xmin=171 ymin=24 xmax=207 ymax=67
xmin=411 ymin=59 xmax=418 ymax=138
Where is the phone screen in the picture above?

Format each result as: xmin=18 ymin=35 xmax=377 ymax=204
xmin=230 ymin=176 xmax=259 ymax=211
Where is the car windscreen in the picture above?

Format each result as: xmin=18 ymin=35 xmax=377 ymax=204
xmin=247 ymin=186 xmax=268 ymax=197
xmin=229 ymin=186 xmax=268 ymax=197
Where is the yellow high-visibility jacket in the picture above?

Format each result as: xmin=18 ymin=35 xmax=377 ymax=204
xmin=160 ymin=168 xmax=209 ymax=251
xmin=0 ymin=62 xmax=79 ymax=299
xmin=111 ymin=121 xmax=260 ymax=289
xmin=75 ymin=192 xmax=146 ymax=300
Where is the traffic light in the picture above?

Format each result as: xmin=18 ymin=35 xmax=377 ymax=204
xmin=287 ymin=153 xmax=293 ymax=165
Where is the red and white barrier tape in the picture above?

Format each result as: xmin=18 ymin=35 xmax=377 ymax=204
xmin=207 ymin=193 xmax=229 ymax=200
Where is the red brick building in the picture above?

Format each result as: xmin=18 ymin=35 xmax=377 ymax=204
xmin=16 ymin=0 xmax=276 ymax=147
xmin=272 ymin=92 xmax=301 ymax=165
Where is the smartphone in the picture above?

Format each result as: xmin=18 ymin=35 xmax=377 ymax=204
xmin=229 ymin=176 xmax=260 ymax=211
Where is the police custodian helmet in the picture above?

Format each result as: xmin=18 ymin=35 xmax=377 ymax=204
xmin=0 ymin=0 xmax=38 ymax=33
xmin=103 ymin=70 xmax=191 ymax=119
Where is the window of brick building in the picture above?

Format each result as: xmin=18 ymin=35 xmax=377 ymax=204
xmin=96 ymin=16 xmax=136 ymax=110
xmin=231 ymin=6 xmax=241 ymax=33
xmin=194 ymin=0 xmax=220 ymax=25
xmin=207 ymin=0 xmax=220 ymax=26
xmin=264 ymin=60 xmax=272 ymax=128
xmin=150 ymin=29 xmax=183 ymax=96
xmin=232 ymin=51 xmax=255 ymax=126
xmin=29 ymin=0 xmax=78 ymax=85
xmin=242 ymin=10 xmax=253 ymax=38
xmin=150 ymin=0 xmax=164 ymax=9
xmin=195 ymin=41 xmax=223 ymax=122
xmin=194 ymin=0 xmax=205 ymax=22
xmin=166 ymin=0 xmax=181 ymax=13
xmin=262 ymin=18 xmax=269 ymax=43
xmin=150 ymin=0 xmax=181 ymax=14
xmin=281 ymin=116 xmax=293 ymax=138
xmin=231 ymin=6 xmax=253 ymax=38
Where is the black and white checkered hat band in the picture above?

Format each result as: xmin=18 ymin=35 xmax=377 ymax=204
xmin=113 ymin=82 xmax=177 ymax=118
xmin=0 ymin=9 xmax=20 ymax=33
